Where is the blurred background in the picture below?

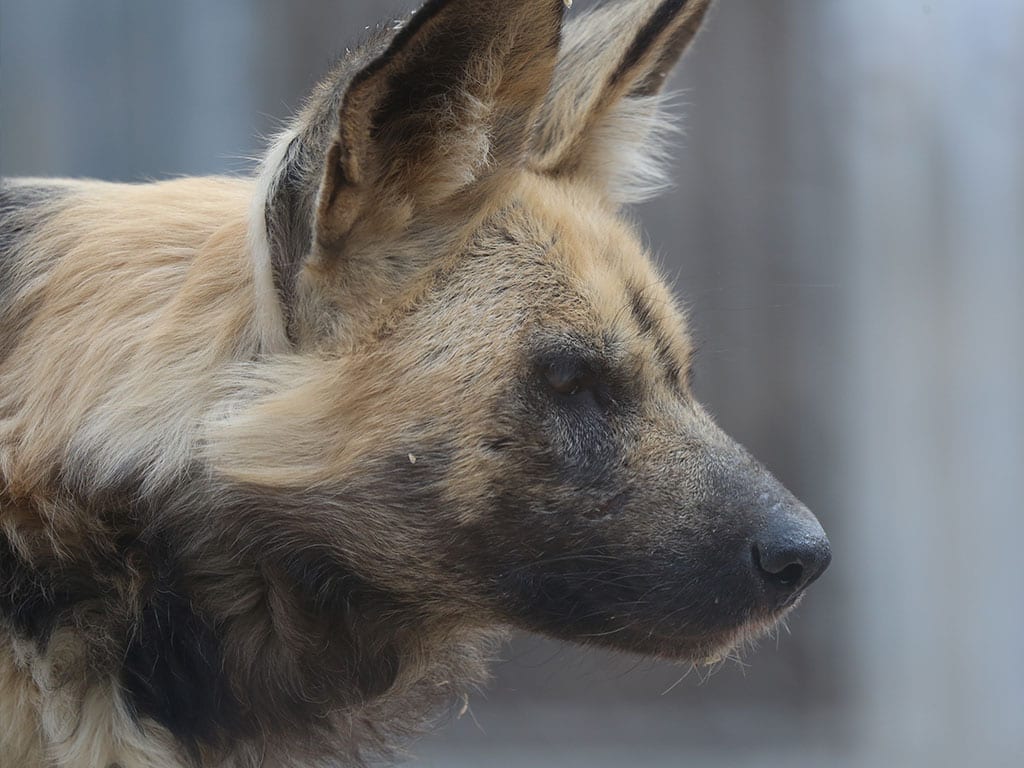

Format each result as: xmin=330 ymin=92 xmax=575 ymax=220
xmin=1 ymin=1 xmax=1021 ymax=766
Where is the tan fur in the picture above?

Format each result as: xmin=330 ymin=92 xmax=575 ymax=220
xmin=214 ymin=172 xmax=689 ymax=492
xmin=0 ymin=178 xmax=264 ymax=496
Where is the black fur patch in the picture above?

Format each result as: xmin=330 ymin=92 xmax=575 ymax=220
xmin=265 ymin=136 xmax=316 ymax=338
xmin=613 ymin=0 xmax=705 ymax=97
xmin=215 ymin=480 xmax=438 ymax=711
xmin=500 ymin=547 xmax=650 ymax=635
xmin=0 ymin=181 xmax=71 ymax=363
xmin=0 ymin=180 xmax=66 ymax=317
xmin=120 ymin=535 xmax=240 ymax=755
xmin=354 ymin=0 xmax=562 ymax=140
xmin=0 ymin=532 xmax=91 ymax=645
xmin=0 ymin=180 xmax=67 ymax=255
xmin=524 ymin=340 xmax=632 ymax=492
xmin=279 ymin=544 xmax=403 ymax=702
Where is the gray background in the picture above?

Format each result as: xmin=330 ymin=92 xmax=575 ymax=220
xmin=2 ymin=1 xmax=1022 ymax=766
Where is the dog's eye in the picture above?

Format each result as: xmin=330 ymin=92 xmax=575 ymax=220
xmin=544 ymin=358 xmax=593 ymax=397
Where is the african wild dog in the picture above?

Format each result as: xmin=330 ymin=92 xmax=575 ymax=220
xmin=0 ymin=0 xmax=830 ymax=766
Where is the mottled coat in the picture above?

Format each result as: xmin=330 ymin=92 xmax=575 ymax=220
xmin=0 ymin=1 xmax=829 ymax=766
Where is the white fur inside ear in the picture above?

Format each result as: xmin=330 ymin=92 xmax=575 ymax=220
xmin=425 ymin=90 xmax=493 ymax=200
xmin=590 ymin=91 xmax=682 ymax=205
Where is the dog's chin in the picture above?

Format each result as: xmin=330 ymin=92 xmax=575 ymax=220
xmin=581 ymin=600 xmax=801 ymax=666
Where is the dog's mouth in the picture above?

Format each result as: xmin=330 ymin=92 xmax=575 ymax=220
xmin=488 ymin=524 xmax=827 ymax=664
xmin=512 ymin=580 xmax=806 ymax=665
xmin=686 ymin=600 xmax=802 ymax=666
xmin=608 ymin=598 xmax=803 ymax=668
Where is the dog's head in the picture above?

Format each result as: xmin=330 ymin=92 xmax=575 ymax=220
xmin=218 ymin=0 xmax=829 ymax=668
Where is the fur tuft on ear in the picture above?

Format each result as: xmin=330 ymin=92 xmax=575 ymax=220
xmin=534 ymin=0 xmax=712 ymax=204
xmin=589 ymin=90 xmax=681 ymax=204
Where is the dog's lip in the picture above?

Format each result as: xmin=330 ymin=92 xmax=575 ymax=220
xmin=771 ymin=586 xmax=808 ymax=612
xmin=635 ymin=601 xmax=800 ymax=662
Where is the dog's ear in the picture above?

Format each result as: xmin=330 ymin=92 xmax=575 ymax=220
xmin=255 ymin=0 xmax=564 ymax=345
xmin=533 ymin=0 xmax=712 ymax=204
xmin=315 ymin=0 xmax=565 ymax=250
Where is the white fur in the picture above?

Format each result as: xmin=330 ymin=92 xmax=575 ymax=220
xmin=594 ymin=92 xmax=682 ymax=205
xmin=2 ymin=633 xmax=183 ymax=768
xmin=247 ymin=128 xmax=297 ymax=355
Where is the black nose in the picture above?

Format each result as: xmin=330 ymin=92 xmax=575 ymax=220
xmin=752 ymin=513 xmax=831 ymax=604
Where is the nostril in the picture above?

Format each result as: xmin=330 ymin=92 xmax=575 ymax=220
xmin=774 ymin=562 xmax=804 ymax=587
xmin=751 ymin=543 xmax=807 ymax=591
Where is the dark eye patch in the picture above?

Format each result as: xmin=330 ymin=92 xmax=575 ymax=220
xmin=530 ymin=332 xmax=636 ymax=409
xmin=519 ymin=341 xmax=632 ymax=490
xmin=543 ymin=355 xmax=596 ymax=397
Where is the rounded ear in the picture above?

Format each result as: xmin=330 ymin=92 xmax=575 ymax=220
xmin=316 ymin=0 xmax=566 ymax=250
xmin=254 ymin=0 xmax=566 ymax=346
xmin=534 ymin=0 xmax=713 ymax=203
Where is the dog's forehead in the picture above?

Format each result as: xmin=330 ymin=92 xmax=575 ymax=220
xmin=476 ymin=173 xmax=691 ymax=344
